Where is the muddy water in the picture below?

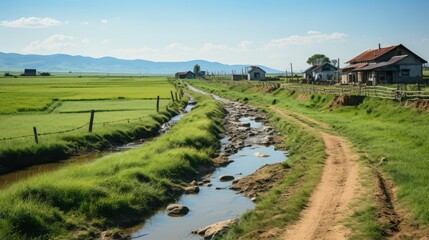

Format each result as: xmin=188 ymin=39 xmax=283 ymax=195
xmin=129 ymin=89 xmax=287 ymax=239
xmin=0 ymin=102 xmax=195 ymax=190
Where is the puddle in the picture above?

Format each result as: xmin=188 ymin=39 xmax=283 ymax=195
xmin=129 ymin=90 xmax=287 ymax=240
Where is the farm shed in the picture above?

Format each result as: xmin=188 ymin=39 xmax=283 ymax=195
xmin=303 ymin=62 xmax=338 ymax=81
xmin=247 ymin=66 xmax=266 ymax=80
xmin=23 ymin=69 xmax=37 ymax=76
xmin=341 ymin=44 xmax=427 ymax=85
xmin=175 ymin=71 xmax=195 ymax=79
xmin=232 ymin=74 xmax=245 ymax=81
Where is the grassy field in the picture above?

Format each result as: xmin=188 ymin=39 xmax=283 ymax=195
xmin=0 ymin=76 xmax=179 ymax=174
xmin=190 ymin=80 xmax=429 ymax=238
xmin=0 ymin=76 xmax=173 ymax=114
xmin=0 ymin=92 xmax=226 ymax=239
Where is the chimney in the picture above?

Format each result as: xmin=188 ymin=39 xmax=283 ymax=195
xmin=378 ymin=43 xmax=381 ymax=49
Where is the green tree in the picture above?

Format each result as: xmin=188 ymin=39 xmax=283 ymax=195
xmin=331 ymin=59 xmax=338 ymax=67
xmin=306 ymin=54 xmax=330 ymax=66
xmin=193 ymin=64 xmax=201 ymax=78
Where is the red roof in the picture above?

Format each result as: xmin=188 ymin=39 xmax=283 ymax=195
xmin=346 ymin=45 xmax=399 ymax=63
xmin=356 ymin=55 xmax=408 ymax=71
xmin=340 ymin=62 xmax=368 ymax=71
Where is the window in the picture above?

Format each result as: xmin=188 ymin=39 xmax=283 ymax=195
xmin=397 ymin=51 xmax=402 ymax=55
xmin=401 ymin=69 xmax=410 ymax=76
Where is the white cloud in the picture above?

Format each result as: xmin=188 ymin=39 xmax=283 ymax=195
xmin=238 ymin=40 xmax=252 ymax=50
xmin=200 ymin=43 xmax=228 ymax=52
xmin=102 ymin=39 xmax=111 ymax=44
xmin=101 ymin=19 xmax=108 ymax=24
xmin=264 ymin=31 xmax=347 ymax=48
xmin=164 ymin=43 xmax=194 ymax=51
xmin=0 ymin=17 xmax=62 ymax=28
xmin=81 ymin=38 xmax=90 ymax=44
xmin=80 ymin=21 xmax=89 ymax=25
xmin=307 ymin=30 xmax=321 ymax=35
xmin=21 ymin=34 xmax=77 ymax=53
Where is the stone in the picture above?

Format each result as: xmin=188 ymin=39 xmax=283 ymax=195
xmin=192 ymin=219 xmax=236 ymax=239
xmin=184 ymin=186 xmax=200 ymax=194
xmin=166 ymin=204 xmax=189 ymax=216
xmin=254 ymin=152 xmax=269 ymax=158
xmin=219 ymin=175 xmax=235 ymax=182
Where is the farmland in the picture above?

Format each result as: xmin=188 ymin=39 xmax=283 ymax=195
xmin=0 ymin=92 xmax=225 ymax=239
xmin=0 ymin=76 xmax=179 ymax=173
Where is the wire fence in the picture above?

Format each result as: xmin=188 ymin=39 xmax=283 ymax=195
xmin=0 ymin=91 xmax=183 ymax=143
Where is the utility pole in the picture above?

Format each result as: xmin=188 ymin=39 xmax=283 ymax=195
xmin=290 ymin=63 xmax=294 ymax=82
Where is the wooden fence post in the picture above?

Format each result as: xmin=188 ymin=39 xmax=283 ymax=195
xmin=170 ymin=91 xmax=175 ymax=103
xmin=156 ymin=96 xmax=160 ymax=113
xmin=33 ymin=127 xmax=39 ymax=144
xmin=88 ymin=110 xmax=95 ymax=132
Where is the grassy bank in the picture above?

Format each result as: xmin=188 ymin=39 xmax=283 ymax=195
xmin=191 ymin=80 xmax=429 ymax=237
xmin=0 ymin=92 xmax=226 ymax=239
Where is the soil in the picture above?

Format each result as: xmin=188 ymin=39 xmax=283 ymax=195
xmin=329 ymin=95 xmax=365 ymax=109
xmin=229 ymin=163 xmax=287 ymax=198
xmin=404 ymin=99 xmax=429 ymax=112
xmin=271 ymin=106 xmax=360 ymax=240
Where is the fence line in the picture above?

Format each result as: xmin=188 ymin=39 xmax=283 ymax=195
xmin=214 ymin=80 xmax=429 ymax=101
xmin=0 ymin=93 xmax=183 ymax=142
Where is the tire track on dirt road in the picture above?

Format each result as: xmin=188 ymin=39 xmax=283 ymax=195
xmin=270 ymin=106 xmax=360 ymax=240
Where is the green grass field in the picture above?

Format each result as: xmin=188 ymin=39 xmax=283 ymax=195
xmin=190 ymin=80 xmax=429 ymax=238
xmin=0 ymin=76 xmax=173 ymax=114
xmin=0 ymin=92 xmax=225 ymax=239
xmin=0 ymin=76 xmax=179 ymax=173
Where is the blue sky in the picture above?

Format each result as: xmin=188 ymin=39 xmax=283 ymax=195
xmin=1 ymin=0 xmax=428 ymax=70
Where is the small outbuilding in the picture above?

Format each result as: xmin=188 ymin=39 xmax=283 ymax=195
xmin=247 ymin=66 xmax=266 ymax=80
xmin=175 ymin=71 xmax=195 ymax=79
xmin=303 ymin=62 xmax=338 ymax=81
xmin=23 ymin=69 xmax=37 ymax=76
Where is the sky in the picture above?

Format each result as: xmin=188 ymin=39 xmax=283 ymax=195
xmin=0 ymin=0 xmax=428 ymax=71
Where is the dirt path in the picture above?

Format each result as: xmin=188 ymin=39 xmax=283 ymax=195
xmin=271 ymin=106 xmax=360 ymax=240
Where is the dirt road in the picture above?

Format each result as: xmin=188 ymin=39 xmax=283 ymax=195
xmin=271 ymin=106 xmax=360 ymax=240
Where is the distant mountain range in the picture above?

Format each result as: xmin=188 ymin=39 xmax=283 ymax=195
xmin=0 ymin=52 xmax=282 ymax=74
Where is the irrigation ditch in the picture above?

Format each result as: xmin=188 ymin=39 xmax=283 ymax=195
xmin=120 ymin=86 xmax=287 ymax=239
xmin=0 ymin=98 xmax=195 ymax=190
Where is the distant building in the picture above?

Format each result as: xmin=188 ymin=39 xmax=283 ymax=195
xmin=23 ymin=69 xmax=37 ymax=76
xmin=175 ymin=71 xmax=195 ymax=79
xmin=303 ymin=62 xmax=338 ymax=81
xmin=247 ymin=66 xmax=266 ymax=80
xmin=341 ymin=44 xmax=427 ymax=85
xmin=232 ymin=74 xmax=244 ymax=81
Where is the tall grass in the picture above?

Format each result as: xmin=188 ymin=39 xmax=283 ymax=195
xmin=0 ymin=93 xmax=225 ymax=239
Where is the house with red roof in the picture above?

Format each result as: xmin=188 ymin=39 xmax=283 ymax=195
xmin=340 ymin=44 xmax=427 ymax=85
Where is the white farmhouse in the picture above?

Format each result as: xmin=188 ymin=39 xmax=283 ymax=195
xmin=248 ymin=66 xmax=266 ymax=80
